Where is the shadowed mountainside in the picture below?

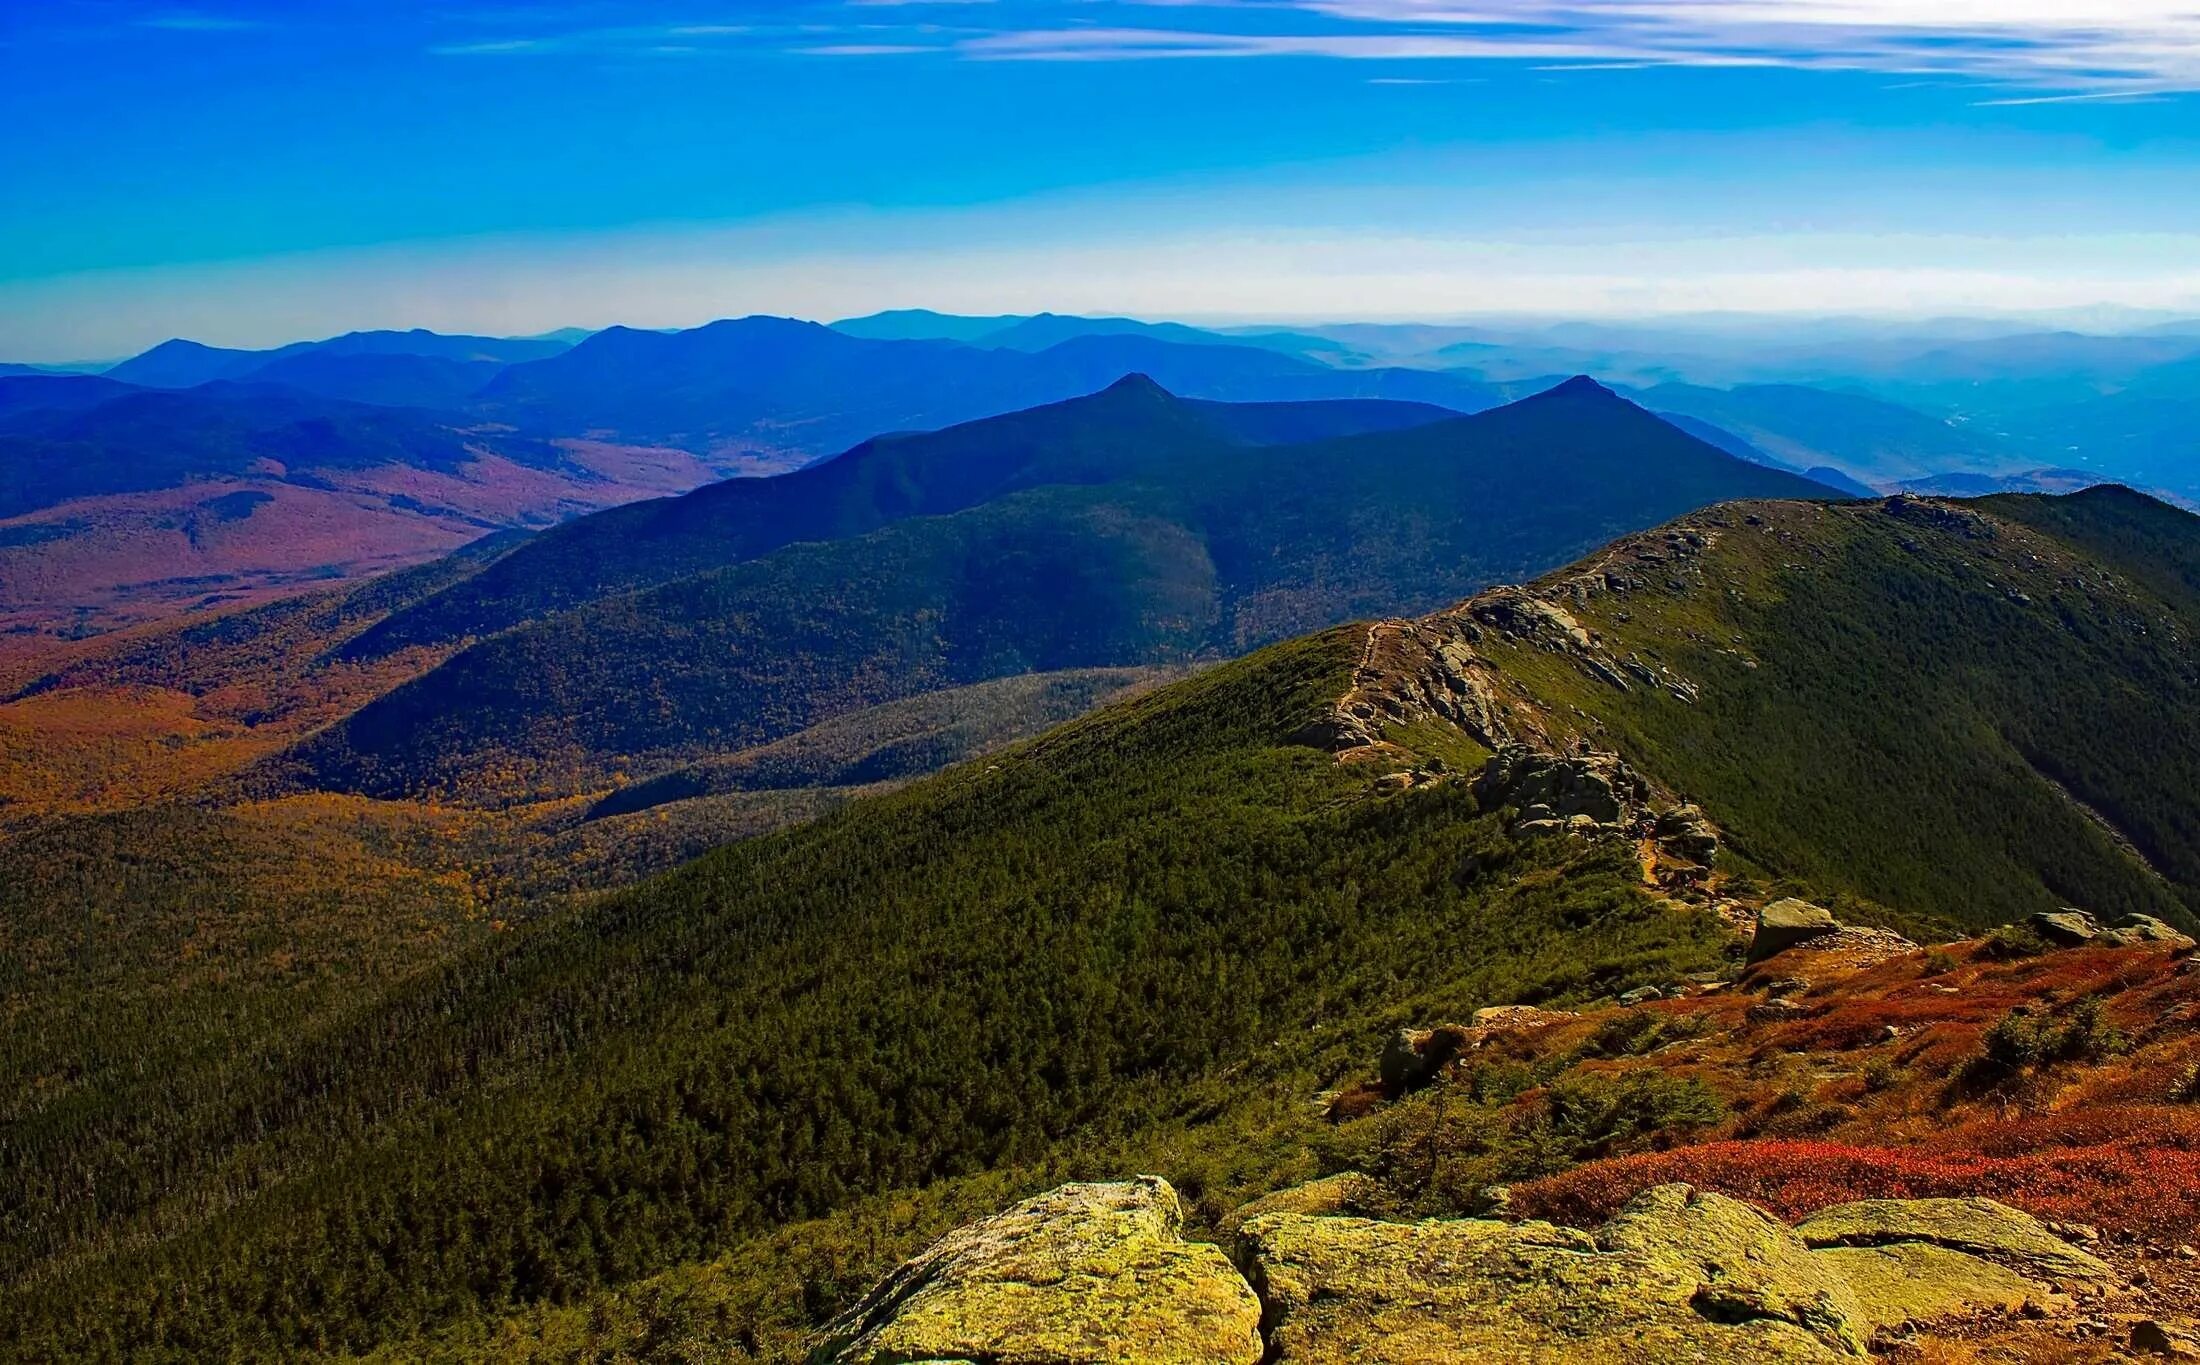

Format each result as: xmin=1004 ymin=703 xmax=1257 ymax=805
xmin=291 ymin=376 xmax=1841 ymax=799
xmin=6 ymin=483 xmax=2199 ymax=1360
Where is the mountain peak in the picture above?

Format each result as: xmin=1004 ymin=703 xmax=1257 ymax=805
xmin=1541 ymin=374 xmax=1619 ymax=401
xmin=1098 ymin=371 xmax=1175 ymax=399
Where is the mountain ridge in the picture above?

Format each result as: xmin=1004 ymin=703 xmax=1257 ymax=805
xmin=9 ymin=481 xmax=2199 ymax=1360
xmin=289 ymin=376 xmax=1843 ymax=800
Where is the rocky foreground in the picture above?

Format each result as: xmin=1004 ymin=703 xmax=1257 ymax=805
xmin=816 ymin=1176 xmax=2122 ymax=1364
xmin=810 ymin=885 xmax=2200 ymax=1364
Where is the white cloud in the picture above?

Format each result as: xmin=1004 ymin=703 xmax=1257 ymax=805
xmin=930 ymin=0 xmax=2200 ymax=90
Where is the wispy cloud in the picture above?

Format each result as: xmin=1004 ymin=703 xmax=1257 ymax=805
xmin=1972 ymin=88 xmax=2166 ymax=107
xmin=414 ymin=1 xmax=2200 ymax=92
xmin=135 ymin=11 xmax=266 ymax=32
xmin=838 ymin=0 xmax=2200 ymax=92
xmin=798 ymin=42 xmax=936 ymax=54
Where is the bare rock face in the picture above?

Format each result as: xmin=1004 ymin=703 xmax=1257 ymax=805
xmin=810 ymin=1177 xmax=1262 ymax=1365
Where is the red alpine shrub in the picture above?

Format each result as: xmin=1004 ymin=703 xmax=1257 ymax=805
xmin=1510 ymin=1109 xmax=2200 ymax=1238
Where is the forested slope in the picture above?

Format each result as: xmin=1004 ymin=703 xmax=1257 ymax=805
xmin=11 ymin=485 xmax=2199 ymax=1360
xmin=292 ymin=377 xmax=1839 ymax=800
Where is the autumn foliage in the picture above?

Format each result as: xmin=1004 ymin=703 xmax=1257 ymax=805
xmin=1511 ymin=1107 xmax=2200 ymax=1237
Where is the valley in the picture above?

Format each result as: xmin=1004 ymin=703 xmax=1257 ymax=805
xmin=5 ymin=313 xmax=2200 ymax=1364
xmin=5 ymin=427 xmax=2197 ymax=1357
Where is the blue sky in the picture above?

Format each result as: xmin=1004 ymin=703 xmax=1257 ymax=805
xmin=3 ymin=0 xmax=2198 ymax=358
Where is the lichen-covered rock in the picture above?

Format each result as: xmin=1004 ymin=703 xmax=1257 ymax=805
xmin=821 ymin=1180 xmax=2110 ymax=1364
xmin=1811 ymin=1243 xmax=2036 ymax=1336
xmin=1793 ymin=1197 xmax=2113 ymax=1284
xmin=1597 ymin=1184 xmax=1870 ymax=1357
xmin=1747 ymin=899 xmax=1842 ymax=964
xmin=2028 ymin=908 xmax=2102 ymax=947
xmin=810 ymin=1177 xmax=1262 ymax=1365
xmin=1245 ymin=1185 xmax=1865 ymax=1363
xmin=2104 ymin=913 xmax=2197 ymax=950
xmin=1220 ymin=1173 xmax=1372 ymax=1237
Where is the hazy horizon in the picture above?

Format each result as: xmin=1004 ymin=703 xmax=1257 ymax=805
xmin=17 ymin=300 xmax=2200 ymax=369
xmin=5 ymin=1 xmax=2198 ymax=360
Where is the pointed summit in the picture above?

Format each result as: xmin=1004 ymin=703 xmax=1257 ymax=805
xmin=1099 ymin=371 xmax=1173 ymax=398
xmin=1539 ymin=374 xmax=1619 ymax=401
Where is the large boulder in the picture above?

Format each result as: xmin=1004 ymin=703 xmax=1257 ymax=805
xmin=1245 ymin=1185 xmax=1866 ymax=1363
xmin=1475 ymin=744 xmax=1650 ymax=837
xmin=811 ymin=1177 xmax=1262 ymax=1365
xmin=1793 ymin=1197 xmax=2113 ymax=1284
xmin=1653 ymin=803 xmax=1719 ymax=866
xmin=1220 ymin=1173 xmax=1372 ymax=1237
xmin=1811 ymin=1242 xmax=2037 ymax=1337
xmin=2029 ymin=908 xmax=2103 ymax=947
xmin=1747 ymin=899 xmax=1842 ymax=964
xmin=2104 ymin=914 xmax=2197 ymax=951
xmin=1240 ymin=1183 xmax=2107 ymax=1362
xmin=1378 ymin=1024 xmax=1472 ymax=1097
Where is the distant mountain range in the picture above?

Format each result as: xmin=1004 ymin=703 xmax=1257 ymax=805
xmin=7 ymin=308 xmax=2198 ymax=662
xmin=103 ymin=329 xmax=577 ymax=388
xmin=466 ymin=315 xmax=1507 ymax=457
xmin=0 ymin=373 xmax=716 ymax=643
xmin=276 ymin=375 xmax=1842 ymax=800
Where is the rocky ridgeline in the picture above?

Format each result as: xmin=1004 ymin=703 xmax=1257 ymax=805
xmin=1302 ymin=512 xmax=1728 ymax=765
xmin=1299 ymin=536 xmax=1724 ymax=871
xmin=810 ymin=1177 xmax=2127 ymax=1364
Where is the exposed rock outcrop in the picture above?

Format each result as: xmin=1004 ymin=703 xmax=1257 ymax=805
xmin=1245 ymin=1191 xmax=1853 ymax=1364
xmin=1297 ymin=617 xmax=1521 ymax=759
xmin=824 ymin=1180 xmax=2111 ymax=1363
xmin=2113 ymin=913 xmax=2198 ymax=950
xmin=2025 ymin=908 xmax=2195 ymax=952
xmin=810 ymin=1177 xmax=1262 ymax=1365
xmin=1378 ymin=1024 xmax=1473 ymax=1097
xmin=1880 ymin=494 xmax=1999 ymax=541
xmin=1653 ymin=802 xmax=1720 ymax=866
xmin=1242 ymin=1182 xmax=2100 ymax=1362
xmin=1741 ymin=899 xmax=1918 ymax=969
xmin=2031 ymin=908 xmax=2104 ymax=947
xmin=1748 ymin=899 xmax=1842 ymax=963
xmin=1793 ymin=1198 xmax=2113 ymax=1284
xmin=1473 ymin=743 xmax=1650 ymax=838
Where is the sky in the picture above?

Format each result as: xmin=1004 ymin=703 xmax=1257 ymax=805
xmin=2 ymin=0 xmax=2198 ymax=359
